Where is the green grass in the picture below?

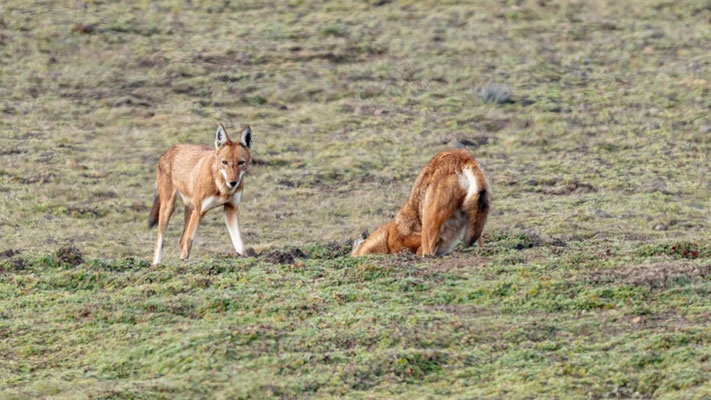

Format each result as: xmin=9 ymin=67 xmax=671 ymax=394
xmin=1 ymin=0 xmax=711 ymax=398
xmin=3 ymin=241 xmax=711 ymax=398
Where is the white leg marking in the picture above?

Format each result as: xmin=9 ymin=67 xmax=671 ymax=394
xmin=225 ymin=210 xmax=245 ymax=255
xmin=153 ymin=235 xmax=163 ymax=265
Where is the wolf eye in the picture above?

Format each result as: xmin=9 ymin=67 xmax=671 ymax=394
xmin=238 ymin=160 xmax=245 ymax=166
xmin=222 ymin=160 xmax=228 ymax=165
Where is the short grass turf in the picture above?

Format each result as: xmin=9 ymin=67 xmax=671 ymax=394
xmin=1 ymin=0 xmax=711 ymax=398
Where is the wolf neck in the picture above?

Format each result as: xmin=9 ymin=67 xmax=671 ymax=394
xmin=358 ymin=221 xmax=391 ymax=255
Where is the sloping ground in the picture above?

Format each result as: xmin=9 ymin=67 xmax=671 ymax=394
xmin=2 ymin=0 xmax=711 ymax=398
xmin=2 ymin=237 xmax=711 ymax=399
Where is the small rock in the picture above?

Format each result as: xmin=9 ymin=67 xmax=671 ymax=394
xmin=450 ymin=140 xmax=465 ymax=149
xmin=699 ymin=124 xmax=711 ymax=134
xmin=653 ymin=223 xmax=667 ymax=231
xmin=477 ymin=82 xmax=511 ymax=104
xmin=456 ymin=136 xmax=489 ymax=147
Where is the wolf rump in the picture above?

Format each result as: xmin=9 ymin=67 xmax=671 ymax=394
xmin=352 ymin=149 xmax=490 ymax=257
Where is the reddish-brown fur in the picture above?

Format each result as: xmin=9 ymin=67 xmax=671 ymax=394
xmin=352 ymin=149 xmax=489 ymax=257
xmin=149 ymin=124 xmax=252 ymax=264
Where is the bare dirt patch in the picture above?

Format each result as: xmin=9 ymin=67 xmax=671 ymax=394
xmin=0 ymin=249 xmax=20 ymax=259
xmin=369 ymin=250 xmax=420 ymax=269
xmin=261 ymin=247 xmax=306 ymax=265
xmin=65 ymin=207 xmax=105 ymax=218
xmin=421 ymin=254 xmax=490 ymax=274
xmin=55 ymin=245 xmax=83 ymax=266
xmin=589 ymin=261 xmax=711 ymax=288
xmin=311 ymin=240 xmax=352 ymax=259
xmin=0 ymin=148 xmax=26 ymax=156
xmin=0 ymin=249 xmax=25 ymax=271
xmin=547 ymin=181 xmax=596 ymax=195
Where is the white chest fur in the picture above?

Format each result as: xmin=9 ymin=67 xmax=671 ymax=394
xmin=201 ymin=190 xmax=242 ymax=213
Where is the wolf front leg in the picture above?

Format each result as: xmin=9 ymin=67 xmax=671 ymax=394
xmin=420 ymin=178 xmax=460 ymax=256
xmin=180 ymin=209 xmax=201 ymax=259
xmin=224 ymin=203 xmax=245 ymax=255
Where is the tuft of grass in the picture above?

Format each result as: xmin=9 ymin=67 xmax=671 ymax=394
xmin=477 ymin=82 xmax=513 ymax=104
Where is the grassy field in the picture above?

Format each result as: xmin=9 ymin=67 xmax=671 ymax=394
xmin=1 ymin=0 xmax=711 ymax=398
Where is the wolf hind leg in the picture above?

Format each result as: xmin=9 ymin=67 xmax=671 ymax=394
xmin=420 ymin=177 xmax=461 ymax=256
xmin=462 ymin=189 xmax=489 ymax=249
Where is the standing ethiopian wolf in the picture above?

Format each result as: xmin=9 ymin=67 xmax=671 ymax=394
xmin=149 ymin=124 xmax=252 ymax=264
xmin=352 ymin=149 xmax=490 ymax=257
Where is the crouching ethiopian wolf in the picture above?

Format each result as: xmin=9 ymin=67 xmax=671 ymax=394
xmin=149 ymin=124 xmax=252 ymax=264
xmin=352 ymin=149 xmax=490 ymax=257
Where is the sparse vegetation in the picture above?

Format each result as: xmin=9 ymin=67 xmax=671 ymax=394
xmin=1 ymin=0 xmax=711 ymax=398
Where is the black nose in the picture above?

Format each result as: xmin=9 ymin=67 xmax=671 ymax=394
xmin=228 ymin=181 xmax=238 ymax=188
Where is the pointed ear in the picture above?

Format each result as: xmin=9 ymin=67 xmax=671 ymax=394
xmin=359 ymin=229 xmax=369 ymax=240
xmin=215 ymin=124 xmax=230 ymax=150
xmin=240 ymin=125 xmax=252 ymax=149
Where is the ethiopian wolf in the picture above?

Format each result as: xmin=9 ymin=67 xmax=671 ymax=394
xmin=352 ymin=149 xmax=490 ymax=257
xmin=149 ymin=124 xmax=252 ymax=264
